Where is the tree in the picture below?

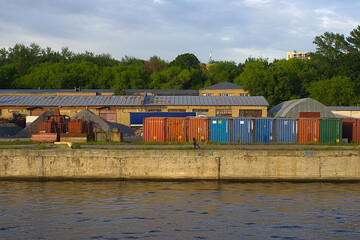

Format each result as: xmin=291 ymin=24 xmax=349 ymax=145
xmin=206 ymin=61 xmax=240 ymax=84
xmin=347 ymin=25 xmax=360 ymax=51
xmin=308 ymin=76 xmax=356 ymax=106
xmin=170 ymin=53 xmax=200 ymax=70
xmin=313 ymin=32 xmax=353 ymax=60
xmin=144 ymin=56 xmax=167 ymax=74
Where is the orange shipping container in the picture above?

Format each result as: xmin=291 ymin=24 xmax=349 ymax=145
xmin=341 ymin=118 xmax=360 ymax=143
xmin=297 ymin=118 xmax=320 ymax=143
xmin=165 ymin=118 xmax=187 ymax=142
xmin=143 ymin=117 xmax=166 ymax=142
xmin=187 ymin=118 xmax=210 ymax=142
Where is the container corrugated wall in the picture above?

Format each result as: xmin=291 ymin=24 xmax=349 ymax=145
xmin=231 ymin=118 xmax=253 ymax=143
xmin=165 ymin=118 xmax=187 ymax=142
xmin=143 ymin=117 xmax=166 ymax=142
xmin=320 ymin=119 xmax=342 ymax=143
xmin=187 ymin=118 xmax=210 ymax=142
xmin=210 ymin=118 xmax=230 ymax=143
xmin=254 ymin=118 xmax=274 ymax=143
xmin=297 ymin=119 xmax=320 ymax=143
xmin=275 ymin=118 xmax=297 ymax=143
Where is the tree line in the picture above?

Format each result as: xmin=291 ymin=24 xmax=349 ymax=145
xmin=1 ymin=25 xmax=360 ymax=108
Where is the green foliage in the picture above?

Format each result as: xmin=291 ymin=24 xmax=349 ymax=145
xmin=308 ymin=76 xmax=357 ymax=106
xmin=2 ymin=26 xmax=360 ymax=108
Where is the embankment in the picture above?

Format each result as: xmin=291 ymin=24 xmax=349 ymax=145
xmin=0 ymin=148 xmax=359 ymax=181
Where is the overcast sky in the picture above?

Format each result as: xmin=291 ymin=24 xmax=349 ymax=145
xmin=1 ymin=0 xmax=360 ymax=63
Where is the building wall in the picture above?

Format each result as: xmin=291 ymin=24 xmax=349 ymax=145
xmin=286 ymin=51 xmax=310 ymax=60
xmin=198 ymin=89 xmax=249 ymax=96
xmin=331 ymin=110 xmax=360 ymax=119
xmin=0 ymin=105 xmax=268 ymax=126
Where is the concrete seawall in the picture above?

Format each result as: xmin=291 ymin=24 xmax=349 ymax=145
xmin=0 ymin=149 xmax=359 ymax=181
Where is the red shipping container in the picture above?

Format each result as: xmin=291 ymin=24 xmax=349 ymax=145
xmin=143 ymin=117 xmax=166 ymax=142
xmin=165 ymin=118 xmax=187 ymax=142
xmin=297 ymin=118 xmax=320 ymax=143
xmin=341 ymin=118 xmax=360 ymax=143
xmin=187 ymin=118 xmax=210 ymax=142
xmin=68 ymin=121 xmax=85 ymax=133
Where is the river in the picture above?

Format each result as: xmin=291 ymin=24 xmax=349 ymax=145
xmin=0 ymin=181 xmax=359 ymax=239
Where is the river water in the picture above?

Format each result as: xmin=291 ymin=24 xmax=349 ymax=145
xmin=0 ymin=181 xmax=359 ymax=239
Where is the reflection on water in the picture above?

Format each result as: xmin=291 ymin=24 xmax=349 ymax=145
xmin=0 ymin=181 xmax=359 ymax=239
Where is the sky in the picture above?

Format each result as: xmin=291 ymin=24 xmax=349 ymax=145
xmin=1 ymin=0 xmax=360 ymax=63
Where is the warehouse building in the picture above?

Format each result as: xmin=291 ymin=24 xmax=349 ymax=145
xmin=328 ymin=106 xmax=360 ymax=118
xmin=268 ymin=98 xmax=335 ymax=118
xmin=0 ymin=94 xmax=268 ymax=126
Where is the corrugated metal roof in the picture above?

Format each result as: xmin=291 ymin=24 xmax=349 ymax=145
xmin=0 ymin=89 xmax=114 ymax=94
xmin=0 ymin=95 xmax=268 ymax=107
xmin=199 ymin=82 xmax=244 ymax=90
xmin=126 ymin=89 xmax=198 ymax=95
xmin=329 ymin=106 xmax=360 ymax=111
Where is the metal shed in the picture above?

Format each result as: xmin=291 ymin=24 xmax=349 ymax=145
xmin=268 ymin=98 xmax=335 ymax=118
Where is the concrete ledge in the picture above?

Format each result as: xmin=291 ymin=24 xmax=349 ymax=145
xmin=0 ymin=149 xmax=359 ymax=181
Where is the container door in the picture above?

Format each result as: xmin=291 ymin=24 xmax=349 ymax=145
xmin=275 ymin=119 xmax=297 ymax=143
xmin=254 ymin=118 xmax=274 ymax=143
xmin=210 ymin=118 xmax=230 ymax=143
xmin=231 ymin=118 xmax=252 ymax=143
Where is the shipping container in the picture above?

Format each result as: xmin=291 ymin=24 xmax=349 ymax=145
xmin=143 ymin=117 xmax=166 ymax=142
xmin=275 ymin=118 xmax=297 ymax=143
xmin=187 ymin=118 xmax=210 ymax=142
xmin=210 ymin=118 xmax=230 ymax=143
xmin=341 ymin=118 xmax=356 ymax=143
xmin=60 ymin=133 xmax=93 ymax=143
xmin=254 ymin=118 xmax=274 ymax=143
xmin=109 ymin=129 xmax=123 ymax=142
xmin=231 ymin=118 xmax=253 ymax=143
xmin=165 ymin=118 xmax=187 ymax=142
xmin=130 ymin=112 xmax=196 ymax=126
xmin=320 ymin=119 xmax=342 ymax=143
xmin=297 ymin=118 xmax=320 ymax=143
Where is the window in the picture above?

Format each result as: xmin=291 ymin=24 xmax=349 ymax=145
xmin=0 ymin=109 xmax=2 ymax=116
xmin=239 ymin=110 xmax=262 ymax=117
xmin=168 ymin=109 xmax=186 ymax=112
xmin=240 ymin=93 xmax=249 ymax=96
xmin=220 ymin=93 xmax=233 ymax=96
xmin=147 ymin=109 xmax=161 ymax=112
xmin=192 ymin=109 xmax=209 ymax=113
xmin=216 ymin=109 xmax=232 ymax=117
xmin=202 ymin=93 xmax=212 ymax=96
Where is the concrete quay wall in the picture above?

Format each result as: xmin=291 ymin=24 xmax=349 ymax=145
xmin=0 ymin=149 xmax=359 ymax=181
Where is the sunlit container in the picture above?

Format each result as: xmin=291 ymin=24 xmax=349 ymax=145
xmin=210 ymin=118 xmax=230 ymax=143
xmin=231 ymin=118 xmax=253 ymax=143
xmin=165 ymin=118 xmax=187 ymax=142
xmin=320 ymin=119 xmax=342 ymax=143
xmin=254 ymin=118 xmax=274 ymax=143
xmin=275 ymin=118 xmax=297 ymax=143
xmin=297 ymin=118 xmax=320 ymax=143
xmin=143 ymin=117 xmax=166 ymax=142
xmin=340 ymin=118 xmax=360 ymax=143
xmin=187 ymin=118 xmax=210 ymax=142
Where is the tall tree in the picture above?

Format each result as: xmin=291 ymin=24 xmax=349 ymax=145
xmin=347 ymin=25 xmax=360 ymax=51
xmin=170 ymin=53 xmax=200 ymax=70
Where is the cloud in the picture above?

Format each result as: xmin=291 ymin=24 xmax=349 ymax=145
xmin=0 ymin=0 xmax=359 ymax=63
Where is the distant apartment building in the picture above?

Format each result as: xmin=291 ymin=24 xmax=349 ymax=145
xmin=286 ymin=51 xmax=310 ymax=60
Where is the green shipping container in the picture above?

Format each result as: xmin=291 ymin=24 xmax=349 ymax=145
xmin=320 ymin=119 xmax=342 ymax=143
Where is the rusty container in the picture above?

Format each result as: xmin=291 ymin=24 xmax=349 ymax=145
xmin=143 ymin=117 xmax=166 ymax=142
xmin=187 ymin=117 xmax=209 ymax=142
xmin=165 ymin=118 xmax=187 ymax=142
xmin=297 ymin=118 xmax=320 ymax=143
xmin=37 ymin=121 xmax=52 ymax=133
xmin=68 ymin=120 xmax=85 ymax=134
xmin=340 ymin=118 xmax=360 ymax=143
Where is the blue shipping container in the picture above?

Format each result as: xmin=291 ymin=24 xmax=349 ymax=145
xmin=275 ymin=118 xmax=297 ymax=143
xmin=210 ymin=118 xmax=230 ymax=143
xmin=130 ymin=112 xmax=196 ymax=125
xmin=231 ymin=118 xmax=253 ymax=143
xmin=254 ymin=118 xmax=274 ymax=143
